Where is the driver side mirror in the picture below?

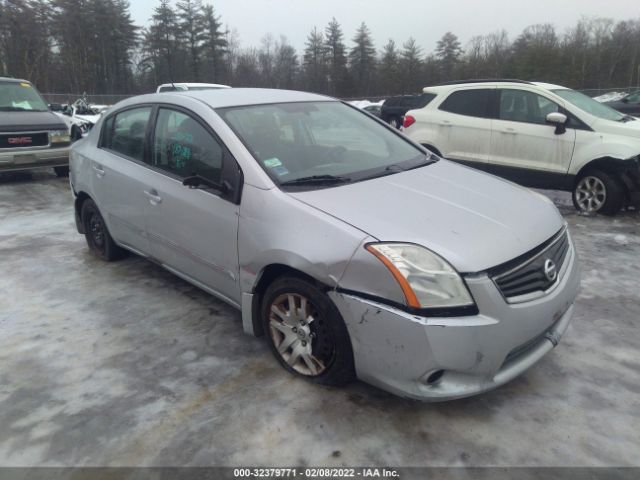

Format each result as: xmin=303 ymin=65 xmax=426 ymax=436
xmin=621 ymin=97 xmax=629 ymax=104
xmin=546 ymin=112 xmax=568 ymax=135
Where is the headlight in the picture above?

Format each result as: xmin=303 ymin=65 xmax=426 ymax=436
xmin=366 ymin=243 xmax=474 ymax=309
xmin=50 ymin=130 xmax=71 ymax=144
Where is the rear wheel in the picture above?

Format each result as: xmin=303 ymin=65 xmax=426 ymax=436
xmin=262 ymin=276 xmax=355 ymax=386
xmin=81 ymin=199 xmax=126 ymax=261
xmin=388 ymin=116 xmax=401 ymax=129
xmin=572 ymin=169 xmax=625 ymax=215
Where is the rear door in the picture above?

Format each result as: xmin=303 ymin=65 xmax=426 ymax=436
xmin=432 ymin=88 xmax=495 ymax=164
xmin=142 ymin=106 xmax=242 ymax=305
xmin=489 ymin=88 xmax=576 ymax=188
xmin=91 ymin=106 xmax=153 ymax=255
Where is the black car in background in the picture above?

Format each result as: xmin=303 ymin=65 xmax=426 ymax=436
xmin=380 ymin=93 xmax=436 ymax=128
xmin=604 ymin=90 xmax=640 ymax=117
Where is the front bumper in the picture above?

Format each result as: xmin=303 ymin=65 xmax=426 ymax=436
xmin=0 ymin=146 xmax=70 ymax=172
xmin=330 ymin=239 xmax=580 ymax=401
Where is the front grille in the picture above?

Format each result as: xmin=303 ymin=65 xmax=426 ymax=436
xmin=490 ymin=228 xmax=570 ymax=302
xmin=0 ymin=132 xmax=49 ymax=149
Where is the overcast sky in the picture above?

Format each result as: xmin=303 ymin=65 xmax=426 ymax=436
xmin=130 ymin=0 xmax=639 ymax=53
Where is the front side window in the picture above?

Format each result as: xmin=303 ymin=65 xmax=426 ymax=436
xmin=217 ymin=102 xmax=427 ymax=188
xmin=498 ymin=89 xmax=560 ymax=125
xmin=439 ymin=89 xmax=493 ymax=118
xmin=102 ymin=106 xmax=152 ymax=162
xmin=552 ymin=89 xmax=625 ymax=122
xmin=0 ymin=81 xmax=49 ymax=112
xmin=151 ymin=108 xmax=223 ymax=182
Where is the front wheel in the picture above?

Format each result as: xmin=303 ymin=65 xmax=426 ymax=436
xmin=261 ymin=276 xmax=355 ymax=386
xmin=572 ymin=169 xmax=625 ymax=215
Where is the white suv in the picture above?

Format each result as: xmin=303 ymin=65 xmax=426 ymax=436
xmin=402 ymin=80 xmax=640 ymax=215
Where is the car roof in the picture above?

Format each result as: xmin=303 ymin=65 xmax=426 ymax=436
xmin=423 ymin=81 xmax=571 ymax=94
xmin=158 ymin=82 xmax=231 ymax=89
xmin=0 ymin=77 xmax=29 ymax=83
xmin=119 ymin=88 xmax=335 ymax=110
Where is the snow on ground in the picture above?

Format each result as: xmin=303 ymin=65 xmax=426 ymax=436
xmin=593 ymin=91 xmax=627 ymax=102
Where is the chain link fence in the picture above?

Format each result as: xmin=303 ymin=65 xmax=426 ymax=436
xmin=41 ymin=85 xmax=640 ymax=108
xmin=41 ymin=93 xmax=133 ymax=106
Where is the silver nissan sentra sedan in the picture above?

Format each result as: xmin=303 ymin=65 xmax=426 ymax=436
xmin=69 ymin=88 xmax=580 ymax=401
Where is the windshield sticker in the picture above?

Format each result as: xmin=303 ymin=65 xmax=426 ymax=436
xmin=263 ymin=157 xmax=282 ymax=168
xmin=272 ymin=165 xmax=289 ymax=176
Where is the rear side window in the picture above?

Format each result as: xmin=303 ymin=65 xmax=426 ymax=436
xmin=102 ymin=107 xmax=152 ymax=162
xmin=151 ymin=108 xmax=223 ymax=182
xmin=405 ymin=94 xmax=436 ymax=109
xmin=439 ymin=89 xmax=493 ymax=118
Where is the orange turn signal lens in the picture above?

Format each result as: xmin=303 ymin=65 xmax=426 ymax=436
xmin=366 ymin=245 xmax=421 ymax=308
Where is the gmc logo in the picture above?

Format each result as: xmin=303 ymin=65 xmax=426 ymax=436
xmin=8 ymin=137 xmax=33 ymax=145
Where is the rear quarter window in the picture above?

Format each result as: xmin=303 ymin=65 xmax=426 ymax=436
xmin=439 ymin=89 xmax=493 ymax=118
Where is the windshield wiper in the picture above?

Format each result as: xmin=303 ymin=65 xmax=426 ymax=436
xmin=280 ymin=174 xmax=351 ymax=187
xmin=383 ymin=153 xmax=439 ymax=173
xmin=619 ymin=115 xmax=636 ymax=123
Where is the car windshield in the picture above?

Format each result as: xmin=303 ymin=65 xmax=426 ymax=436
xmin=0 ymin=81 xmax=49 ymax=112
xmin=552 ymin=89 xmax=626 ymax=122
xmin=217 ymin=101 xmax=429 ymax=188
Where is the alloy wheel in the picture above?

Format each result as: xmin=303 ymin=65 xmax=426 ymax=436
xmin=268 ymin=293 xmax=335 ymax=376
xmin=575 ymin=176 xmax=607 ymax=213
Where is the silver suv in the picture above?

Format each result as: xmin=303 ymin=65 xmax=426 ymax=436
xmin=0 ymin=77 xmax=71 ymax=176
xmin=70 ymin=89 xmax=580 ymax=401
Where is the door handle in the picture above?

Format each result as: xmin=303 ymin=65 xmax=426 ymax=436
xmin=440 ymin=120 xmax=453 ymax=127
xmin=501 ymin=128 xmax=517 ymax=135
xmin=93 ymin=164 xmax=105 ymax=177
xmin=144 ymin=189 xmax=162 ymax=205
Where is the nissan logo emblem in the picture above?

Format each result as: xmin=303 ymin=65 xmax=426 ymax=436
xmin=543 ymin=259 xmax=558 ymax=282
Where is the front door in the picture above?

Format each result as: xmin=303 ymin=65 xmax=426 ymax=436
xmin=489 ymin=88 xmax=576 ymax=189
xmin=142 ymin=107 xmax=242 ymax=305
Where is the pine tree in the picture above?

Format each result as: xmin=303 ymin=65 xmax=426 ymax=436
xmin=348 ymin=22 xmax=376 ymax=96
xmin=202 ymin=3 xmax=227 ymax=83
xmin=378 ymin=39 xmax=400 ymax=95
xmin=435 ymin=31 xmax=462 ymax=80
xmin=399 ymin=37 xmax=423 ymax=93
xmin=176 ymin=0 xmax=205 ymax=81
xmin=324 ymin=18 xmax=347 ymax=96
xmin=303 ymin=27 xmax=328 ymax=93
xmin=142 ymin=0 xmax=183 ymax=84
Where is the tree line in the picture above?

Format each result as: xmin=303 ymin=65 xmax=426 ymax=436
xmin=1 ymin=0 xmax=639 ymax=97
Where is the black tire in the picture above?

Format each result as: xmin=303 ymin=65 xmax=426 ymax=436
xmin=572 ymin=169 xmax=625 ymax=216
xmin=54 ymin=166 xmax=69 ymax=177
xmin=71 ymin=125 xmax=83 ymax=141
xmin=388 ymin=116 xmax=401 ymax=129
xmin=81 ymin=198 xmax=126 ymax=261
xmin=261 ymin=275 xmax=355 ymax=387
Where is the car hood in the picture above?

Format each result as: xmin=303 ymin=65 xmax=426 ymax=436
xmin=591 ymin=117 xmax=640 ymax=138
xmin=289 ymin=160 xmax=564 ymax=273
xmin=0 ymin=110 xmax=67 ymax=132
